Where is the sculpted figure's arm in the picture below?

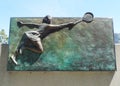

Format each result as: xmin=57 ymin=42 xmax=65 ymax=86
xmin=17 ymin=21 xmax=76 ymax=30
xmin=46 ymin=22 xmax=76 ymax=31
xmin=17 ymin=21 xmax=41 ymax=29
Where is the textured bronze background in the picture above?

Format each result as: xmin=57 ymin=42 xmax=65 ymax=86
xmin=7 ymin=17 xmax=116 ymax=71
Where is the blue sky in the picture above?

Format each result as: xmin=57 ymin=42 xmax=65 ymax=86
xmin=0 ymin=0 xmax=120 ymax=35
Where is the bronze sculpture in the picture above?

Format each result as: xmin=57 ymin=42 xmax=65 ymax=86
xmin=10 ymin=12 xmax=94 ymax=65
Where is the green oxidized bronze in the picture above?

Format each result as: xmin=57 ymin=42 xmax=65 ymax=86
xmin=7 ymin=12 xmax=116 ymax=71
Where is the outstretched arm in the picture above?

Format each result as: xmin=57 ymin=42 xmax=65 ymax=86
xmin=17 ymin=20 xmax=78 ymax=30
xmin=46 ymin=22 xmax=76 ymax=31
xmin=17 ymin=21 xmax=40 ymax=29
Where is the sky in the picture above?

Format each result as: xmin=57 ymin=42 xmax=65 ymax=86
xmin=0 ymin=0 xmax=120 ymax=36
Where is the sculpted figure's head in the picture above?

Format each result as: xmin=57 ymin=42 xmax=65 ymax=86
xmin=42 ymin=15 xmax=52 ymax=24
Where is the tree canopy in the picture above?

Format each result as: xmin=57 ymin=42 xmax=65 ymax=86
xmin=0 ymin=29 xmax=8 ymax=43
xmin=0 ymin=29 xmax=8 ymax=38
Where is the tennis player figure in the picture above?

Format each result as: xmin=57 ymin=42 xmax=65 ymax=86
xmin=11 ymin=12 xmax=94 ymax=65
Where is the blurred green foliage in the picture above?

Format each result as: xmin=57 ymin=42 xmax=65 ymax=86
xmin=0 ymin=29 xmax=8 ymax=43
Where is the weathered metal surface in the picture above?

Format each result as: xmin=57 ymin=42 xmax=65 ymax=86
xmin=7 ymin=17 xmax=116 ymax=71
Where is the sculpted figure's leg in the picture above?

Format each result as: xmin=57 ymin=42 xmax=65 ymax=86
xmin=10 ymin=51 xmax=19 ymax=65
xmin=25 ymin=38 xmax=43 ymax=53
